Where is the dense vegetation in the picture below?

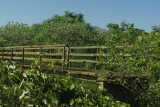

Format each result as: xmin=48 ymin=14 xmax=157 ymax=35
xmin=0 ymin=11 xmax=160 ymax=106
xmin=0 ymin=60 xmax=129 ymax=106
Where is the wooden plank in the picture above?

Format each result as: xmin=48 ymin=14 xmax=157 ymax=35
xmin=24 ymin=57 xmax=36 ymax=61
xmin=0 ymin=52 xmax=12 ymax=54
xmin=0 ymin=44 xmax=67 ymax=49
xmin=41 ymin=58 xmax=62 ymax=62
xmin=23 ymin=57 xmax=62 ymax=62
xmin=70 ymin=53 xmax=131 ymax=57
xmin=0 ymin=52 xmax=63 ymax=56
xmin=70 ymin=46 xmax=110 ymax=49
xmin=24 ymin=47 xmax=63 ymax=50
xmin=44 ymin=53 xmax=63 ymax=56
xmin=13 ymin=57 xmax=23 ymax=60
xmin=0 ymin=52 xmax=131 ymax=57
xmin=0 ymin=52 xmax=35 ymax=55
xmin=0 ymin=56 xmax=63 ymax=62
xmin=69 ymin=59 xmax=99 ymax=63
xmin=70 ymin=53 xmax=99 ymax=57
xmin=0 ymin=56 xmax=11 ymax=59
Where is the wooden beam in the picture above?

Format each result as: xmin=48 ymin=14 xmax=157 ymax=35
xmin=69 ymin=59 xmax=99 ymax=63
xmin=70 ymin=46 xmax=110 ymax=49
xmin=0 ymin=44 xmax=67 ymax=50
xmin=70 ymin=53 xmax=99 ymax=57
xmin=0 ymin=52 xmax=63 ymax=56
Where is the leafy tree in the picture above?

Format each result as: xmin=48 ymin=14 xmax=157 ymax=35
xmin=32 ymin=11 xmax=104 ymax=46
xmin=0 ymin=22 xmax=33 ymax=46
xmin=107 ymin=23 xmax=119 ymax=30
xmin=151 ymin=25 xmax=160 ymax=32
xmin=120 ymin=21 xmax=134 ymax=31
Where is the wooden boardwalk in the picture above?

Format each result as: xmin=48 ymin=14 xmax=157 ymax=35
xmin=0 ymin=44 xmax=150 ymax=106
xmin=0 ymin=44 xmax=149 ymax=83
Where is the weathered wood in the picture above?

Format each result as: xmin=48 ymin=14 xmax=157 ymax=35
xmin=40 ymin=47 xmax=42 ymax=61
xmin=67 ymin=46 xmax=70 ymax=69
xmin=13 ymin=57 xmax=23 ymax=60
xmin=69 ymin=59 xmax=99 ymax=63
xmin=0 ymin=45 xmax=133 ymax=73
xmin=24 ymin=57 xmax=36 ymax=61
xmin=62 ymin=46 xmax=66 ymax=71
xmin=44 ymin=53 xmax=63 ymax=56
xmin=41 ymin=58 xmax=62 ymax=62
xmin=0 ymin=52 xmax=12 ymax=54
xmin=70 ymin=46 xmax=110 ymax=49
xmin=22 ymin=48 xmax=24 ymax=65
xmin=95 ymin=48 xmax=99 ymax=70
xmin=0 ymin=56 xmax=11 ymax=59
xmin=0 ymin=56 xmax=62 ymax=62
xmin=11 ymin=48 xmax=13 ymax=60
xmin=70 ymin=53 xmax=99 ymax=57
xmin=0 ymin=44 xmax=67 ymax=50
xmin=24 ymin=47 xmax=63 ymax=50
xmin=2 ymin=48 xmax=4 ymax=60
xmin=69 ymin=53 xmax=131 ymax=57
xmin=0 ymin=52 xmax=63 ymax=56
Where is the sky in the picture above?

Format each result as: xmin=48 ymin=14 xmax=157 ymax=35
xmin=0 ymin=0 xmax=160 ymax=32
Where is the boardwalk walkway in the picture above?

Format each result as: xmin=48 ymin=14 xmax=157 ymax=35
xmin=0 ymin=44 xmax=149 ymax=86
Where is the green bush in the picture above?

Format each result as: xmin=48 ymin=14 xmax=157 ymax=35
xmin=0 ymin=60 xmax=129 ymax=106
xmin=136 ymin=80 xmax=160 ymax=107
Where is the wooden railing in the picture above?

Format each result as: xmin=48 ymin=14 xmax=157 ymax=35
xmin=0 ymin=44 xmax=131 ymax=71
xmin=0 ymin=44 xmax=67 ymax=68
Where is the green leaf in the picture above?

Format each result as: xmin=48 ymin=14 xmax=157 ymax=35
xmin=70 ymin=84 xmax=75 ymax=90
xmin=70 ymin=99 xmax=74 ymax=105
xmin=8 ymin=73 xmax=20 ymax=81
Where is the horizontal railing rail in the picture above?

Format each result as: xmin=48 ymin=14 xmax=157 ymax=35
xmin=0 ymin=45 xmax=133 ymax=71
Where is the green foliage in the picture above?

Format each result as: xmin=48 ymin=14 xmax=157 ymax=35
xmin=0 ymin=22 xmax=33 ymax=46
xmin=0 ymin=60 xmax=129 ymax=106
xmin=31 ymin=11 xmax=104 ymax=46
xmin=151 ymin=25 xmax=160 ymax=32
xmin=136 ymin=80 xmax=160 ymax=107
xmin=107 ymin=23 xmax=119 ymax=30
xmin=100 ymin=27 xmax=160 ymax=106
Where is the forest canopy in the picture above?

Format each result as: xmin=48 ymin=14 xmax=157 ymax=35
xmin=1 ymin=11 xmax=159 ymax=47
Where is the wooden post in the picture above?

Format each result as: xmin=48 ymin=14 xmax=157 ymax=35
xmin=22 ymin=47 xmax=24 ymax=66
xmin=66 ymin=46 xmax=70 ymax=69
xmin=62 ymin=46 xmax=66 ymax=72
xmin=95 ymin=48 xmax=99 ymax=70
xmin=50 ymin=49 xmax=52 ymax=59
xmin=69 ymin=48 xmax=72 ymax=68
xmin=97 ymin=81 xmax=104 ymax=89
xmin=97 ymin=78 xmax=105 ymax=89
xmin=11 ymin=48 xmax=13 ymax=61
xmin=2 ymin=48 xmax=4 ymax=60
xmin=40 ymin=47 xmax=42 ymax=61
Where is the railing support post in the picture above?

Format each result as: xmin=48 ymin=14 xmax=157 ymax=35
xmin=67 ymin=46 xmax=70 ymax=70
xmin=2 ymin=48 xmax=4 ymax=60
xmin=50 ymin=49 xmax=52 ymax=59
xmin=40 ymin=47 xmax=42 ymax=61
xmin=22 ymin=47 xmax=24 ymax=66
xmin=95 ymin=48 xmax=99 ymax=70
xmin=62 ymin=46 xmax=66 ymax=72
xmin=11 ymin=48 xmax=13 ymax=61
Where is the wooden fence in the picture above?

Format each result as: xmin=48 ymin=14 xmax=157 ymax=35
xmin=0 ymin=44 xmax=131 ymax=71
